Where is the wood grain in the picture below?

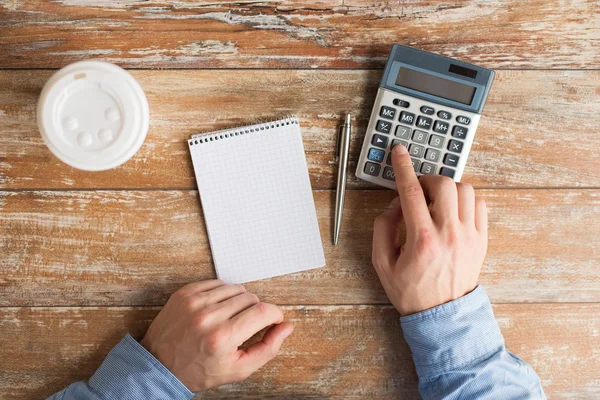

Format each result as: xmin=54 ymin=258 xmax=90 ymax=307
xmin=1 ymin=304 xmax=598 ymax=399
xmin=1 ymin=70 xmax=600 ymax=190
xmin=1 ymin=0 xmax=599 ymax=69
xmin=2 ymin=189 xmax=599 ymax=306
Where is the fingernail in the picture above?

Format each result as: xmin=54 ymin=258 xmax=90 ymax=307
xmin=393 ymin=144 xmax=407 ymax=155
xmin=389 ymin=196 xmax=400 ymax=207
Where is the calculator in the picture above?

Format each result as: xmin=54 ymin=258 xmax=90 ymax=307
xmin=356 ymin=44 xmax=495 ymax=188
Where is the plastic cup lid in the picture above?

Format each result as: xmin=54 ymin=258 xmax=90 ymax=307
xmin=37 ymin=61 xmax=149 ymax=171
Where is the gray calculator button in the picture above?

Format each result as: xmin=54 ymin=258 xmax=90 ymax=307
xmin=382 ymin=167 xmax=395 ymax=181
xmin=452 ymin=125 xmax=468 ymax=139
xmin=380 ymin=106 xmax=396 ymax=120
xmin=429 ymin=134 xmax=445 ymax=149
xmin=420 ymin=162 xmax=437 ymax=175
xmin=392 ymin=139 xmax=408 ymax=150
xmin=412 ymin=130 xmax=428 ymax=144
xmin=376 ymin=120 xmax=392 ymax=134
xmin=448 ymin=140 xmax=464 ymax=154
xmin=411 ymin=158 xmax=421 ymax=173
xmin=443 ymin=154 xmax=459 ymax=167
xmin=433 ymin=120 xmax=449 ymax=134
xmin=393 ymin=99 xmax=410 ymax=108
xmin=416 ymin=116 xmax=432 ymax=130
xmin=456 ymin=115 xmax=471 ymax=125
xmin=371 ymin=134 xmax=388 ymax=149
xmin=386 ymin=153 xmax=392 ymax=165
xmin=368 ymin=147 xmax=385 ymax=162
xmin=395 ymin=125 xmax=412 ymax=139
xmin=425 ymin=148 xmax=441 ymax=162
xmin=420 ymin=106 xmax=435 ymax=115
xmin=409 ymin=143 xmax=425 ymax=158
xmin=364 ymin=162 xmax=381 ymax=177
xmin=437 ymin=110 xmax=452 ymax=120
xmin=440 ymin=167 xmax=456 ymax=178
xmin=399 ymin=111 xmax=415 ymax=126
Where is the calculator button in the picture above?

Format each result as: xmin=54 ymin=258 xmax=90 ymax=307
xmin=448 ymin=140 xmax=463 ymax=154
xmin=371 ymin=134 xmax=388 ymax=149
xmin=399 ymin=111 xmax=415 ymax=125
xmin=393 ymin=99 xmax=410 ymax=108
xmin=411 ymin=158 xmax=421 ymax=173
xmin=424 ymin=148 xmax=441 ymax=162
xmin=380 ymin=106 xmax=396 ymax=120
xmin=392 ymin=139 xmax=408 ymax=150
xmin=433 ymin=120 xmax=449 ymax=134
xmin=429 ymin=134 xmax=445 ymax=149
xmin=452 ymin=125 xmax=468 ymax=139
xmin=443 ymin=153 xmax=460 ymax=167
xmin=382 ymin=167 xmax=395 ymax=181
xmin=420 ymin=106 xmax=435 ymax=115
xmin=412 ymin=130 xmax=428 ymax=144
xmin=386 ymin=153 xmax=392 ymax=165
xmin=437 ymin=110 xmax=452 ymax=120
xmin=395 ymin=125 xmax=412 ymax=139
xmin=375 ymin=120 xmax=392 ymax=134
xmin=440 ymin=167 xmax=456 ymax=178
xmin=367 ymin=147 xmax=385 ymax=162
xmin=456 ymin=115 xmax=471 ymax=125
xmin=408 ymin=143 xmax=425 ymax=158
xmin=416 ymin=116 xmax=432 ymax=130
xmin=420 ymin=162 xmax=437 ymax=175
xmin=364 ymin=162 xmax=381 ymax=177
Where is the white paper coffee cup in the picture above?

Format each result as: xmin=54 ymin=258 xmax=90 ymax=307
xmin=37 ymin=60 xmax=149 ymax=171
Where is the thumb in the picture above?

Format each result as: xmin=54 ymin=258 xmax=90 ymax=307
xmin=235 ymin=322 xmax=294 ymax=374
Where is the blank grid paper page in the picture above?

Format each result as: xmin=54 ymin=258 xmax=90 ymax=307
xmin=188 ymin=118 xmax=325 ymax=283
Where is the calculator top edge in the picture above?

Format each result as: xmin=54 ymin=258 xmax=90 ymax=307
xmin=380 ymin=44 xmax=495 ymax=114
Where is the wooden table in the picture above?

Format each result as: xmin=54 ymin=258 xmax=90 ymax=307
xmin=1 ymin=1 xmax=599 ymax=399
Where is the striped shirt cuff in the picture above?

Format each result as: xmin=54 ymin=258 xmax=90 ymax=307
xmin=400 ymin=285 xmax=504 ymax=379
xmin=88 ymin=334 xmax=194 ymax=400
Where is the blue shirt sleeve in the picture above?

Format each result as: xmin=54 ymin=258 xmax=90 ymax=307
xmin=46 ymin=334 xmax=194 ymax=400
xmin=400 ymin=285 xmax=546 ymax=400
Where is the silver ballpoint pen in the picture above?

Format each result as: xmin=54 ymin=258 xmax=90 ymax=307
xmin=334 ymin=113 xmax=351 ymax=246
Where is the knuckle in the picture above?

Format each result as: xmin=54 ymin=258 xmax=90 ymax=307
xmin=403 ymin=183 xmax=424 ymax=199
xmin=476 ymin=197 xmax=487 ymax=209
xmin=192 ymin=310 xmax=214 ymax=329
xmin=457 ymin=182 xmax=475 ymax=197
xmin=415 ymin=227 xmax=435 ymax=253
xmin=438 ymin=176 xmax=457 ymax=192
xmin=181 ymin=296 xmax=199 ymax=311
xmin=203 ymin=329 xmax=226 ymax=352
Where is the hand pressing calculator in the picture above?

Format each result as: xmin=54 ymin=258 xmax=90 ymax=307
xmin=356 ymin=44 xmax=495 ymax=188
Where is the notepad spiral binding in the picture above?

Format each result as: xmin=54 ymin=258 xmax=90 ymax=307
xmin=188 ymin=116 xmax=299 ymax=146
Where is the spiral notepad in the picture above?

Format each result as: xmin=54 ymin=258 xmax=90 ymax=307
xmin=188 ymin=117 xmax=325 ymax=283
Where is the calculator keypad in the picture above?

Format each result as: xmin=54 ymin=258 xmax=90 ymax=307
xmin=359 ymin=91 xmax=477 ymax=185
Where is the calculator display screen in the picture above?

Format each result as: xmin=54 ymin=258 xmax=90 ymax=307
xmin=395 ymin=67 xmax=476 ymax=105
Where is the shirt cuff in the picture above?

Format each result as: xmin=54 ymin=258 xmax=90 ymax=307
xmin=88 ymin=334 xmax=194 ymax=400
xmin=400 ymin=285 xmax=504 ymax=379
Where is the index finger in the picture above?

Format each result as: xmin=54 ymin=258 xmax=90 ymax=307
xmin=229 ymin=302 xmax=284 ymax=345
xmin=390 ymin=144 xmax=433 ymax=233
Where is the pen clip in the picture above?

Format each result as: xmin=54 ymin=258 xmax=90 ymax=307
xmin=336 ymin=124 xmax=343 ymax=163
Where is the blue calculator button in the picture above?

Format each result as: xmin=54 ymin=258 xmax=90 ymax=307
xmin=367 ymin=148 xmax=385 ymax=162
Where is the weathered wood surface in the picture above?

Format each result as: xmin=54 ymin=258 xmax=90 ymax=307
xmin=2 ymin=189 xmax=599 ymax=306
xmin=1 ymin=305 xmax=598 ymax=399
xmin=1 ymin=70 xmax=600 ymax=190
xmin=1 ymin=0 xmax=599 ymax=69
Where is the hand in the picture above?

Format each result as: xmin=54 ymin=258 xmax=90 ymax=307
xmin=371 ymin=145 xmax=488 ymax=316
xmin=140 ymin=280 xmax=294 ymax=392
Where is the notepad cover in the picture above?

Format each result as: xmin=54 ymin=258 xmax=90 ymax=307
xmin=188 ymin=118 xmax=325 ymax=283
